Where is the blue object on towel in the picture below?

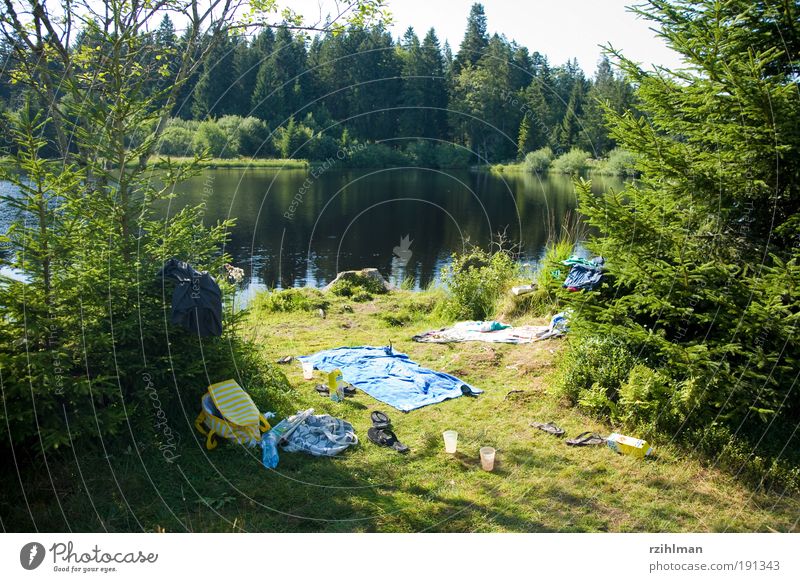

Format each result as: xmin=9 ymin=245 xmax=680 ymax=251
xmin=297 ymin=346 xmax=481 ymax=412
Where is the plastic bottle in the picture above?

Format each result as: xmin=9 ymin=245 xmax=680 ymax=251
xmin=261 ymin=430 xmax=281 ymax=469
xmin=260 ymin=409 xmax=314 ymax=468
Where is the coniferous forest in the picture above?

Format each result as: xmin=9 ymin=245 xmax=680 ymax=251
xmin=0 ymin=4 xmax=634 ymax=165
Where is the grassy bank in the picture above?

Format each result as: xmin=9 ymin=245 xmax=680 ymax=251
xmin=4 ymin=288 xmax=797 ymax=532
xmin=140 ymin=156 xmax=310 ymax=169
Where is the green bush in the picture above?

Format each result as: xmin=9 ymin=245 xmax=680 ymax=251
xmin=441 ymin=247 xmax=518 ymax=320
xmin=374 ymin=291 xmax=444 ymax=326
xmin=554 ymin=335 xmax=637 ymax=416
xmin=434 ymin=143 xmax=472 ymax=168
xmin=156 ymin=124 xmax=196 ymax=156
xmin=237 ymin=116 xmax=272 ymax=157
xmin=345 ymin=143 xmax=411 ymax=168
xmin=328 ymin=271 xmax=388 ymax=301
xmin=215 ymin=115 xmax=244 ymax=155
xmin=604 ymin=147 xmax=639 ymax=176
xmin=524 ymin=147 xmax=553 ymax=173
xmin=501 ymin=238 xmax=572 ymax=318
xmin=403 ymin=142 xmax=472 ymax=168
xmin=274 ymin=117 xmax=313 ymax=159
xmin=551 ymin=148 xmax=590 ymax=174
xmin=308 ymin=134 xmax=339 ymax=161
xmin=193 ymin=120 xmax=233 ymax=158
xmin=616 ymin=364 xmax=677 ymax=431
xmin=252 ymin=288 xmax=330 ymax=313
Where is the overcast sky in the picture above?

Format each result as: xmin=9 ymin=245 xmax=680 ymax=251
xmin=290 ymin=0 xmax=683 ymax=75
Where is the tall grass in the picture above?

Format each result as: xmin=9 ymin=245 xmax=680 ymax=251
xmin=499 ymin=210 xmax=585 ymax=319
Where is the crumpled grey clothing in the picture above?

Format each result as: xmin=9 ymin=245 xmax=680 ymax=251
xmin=157 ymin=258 xmax=223 ymax=337
xmin=281 ymin=415 xmax=358 ymax=457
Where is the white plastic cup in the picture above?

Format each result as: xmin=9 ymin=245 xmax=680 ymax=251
xmin=302 ymin=362 xmax=314 ymax=380
xmin=443 ymin=430 xmax=458 ymax=454
xmin=480 ymin=447 xmax=496 ymax=471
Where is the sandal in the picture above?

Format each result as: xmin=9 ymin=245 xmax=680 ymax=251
xmin=367 ymin=427 xmax=409 ymax=454
xmin=343 ymin=384 xmax=356 ymax=397
xmin=276 ymin=355 xmax=293 ymax=364
xmin=314 ymin=383 xmax=330 ymax=396
xmin=565 ymin=431 xmax=606 ymax=446
xmin=370 ymin=410 xmax=391 ymax=429
xmin=460 ymin=385 xmax=479 ymax=398
xmin=530 ymin=421 xmax=565 ymax=437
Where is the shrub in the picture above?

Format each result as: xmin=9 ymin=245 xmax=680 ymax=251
xmin=237 ymin=116 xmax=272 ymax=157
xmin=440 ymin=247 xmax=518 ymax=320
xmin=592 ymin=147 xmax=639 ymax=176
xmin=345 ymin=143 xmax=411 ymax=168
xmin=405 ymin=141 xmax=436 ymax=167
xmin=215 ymin=115 xmax=244 ymax=155
xmin=156 ymin=124 xmax=196 ymax=156
xmin=551 ymin=148 xmax=590 ymax=174
xmin=616 ymin=364 xmax=677 ymax=431
xmin=252 ymin=288 xmax=330 ymax=313
xmin=274 ymin=117 xmax=313 ymax=159
xmin=193 ymin=120 xmax=233 ymax=158
xmin=374 ymin=291 xmax=444 ymax=326
xmin=329 ymin=271 xmax=388 ymax=301
xmin=308 ymin=133 xmax=339 ymax=161
xmin=554 ymin=335 xmax=637 ymax=416
xmin=523 ymin=147 xmax=553 ymax=173
xmin=435 ymin=143 xmax=472 ymax=168
xmin=500 ymin=238 xmax=573 ymax=318
xmin=604 ymin=147 xmax=639 ymax=176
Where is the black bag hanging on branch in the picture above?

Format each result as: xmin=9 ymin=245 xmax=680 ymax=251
xmin=157 ymin=258 xmax=223 ymax=337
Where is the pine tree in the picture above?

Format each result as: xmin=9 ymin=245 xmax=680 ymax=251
xmin=192 ymin=31 xmax=239 ymax=118
xmin=517 ymin=114 xmax=532 ymax=158
xmin=569 ymin=0 xmax=800 ymax=440
xmin=421 ymin=29 xmax=449 ymax=139
xmin=577 ymin=56 xmax=634 ymax=155
xmin=251 ymin=27 xmax=307 ymax=124
xmin=553 ymin=78 xmax=586 ymax=152
xmin=453 ymin=3 xmax=489 ymax=74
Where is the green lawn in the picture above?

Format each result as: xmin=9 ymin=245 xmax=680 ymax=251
xmin=4 ymin=290 xmax=798 ymax=532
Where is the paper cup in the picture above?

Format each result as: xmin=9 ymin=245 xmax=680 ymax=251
xmin=443 ymin=430 xmax=458 ymax=454
xmin=480 ymin=447 xmax=496 ymax=471
xmin=301 ymin=362 xmax=314 ymax=380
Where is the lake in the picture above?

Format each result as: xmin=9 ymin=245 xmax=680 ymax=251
xmin=0 ymin=168 xmax=624 ymax=297
xmin=161 ymin=167 xmax=623 ymax=299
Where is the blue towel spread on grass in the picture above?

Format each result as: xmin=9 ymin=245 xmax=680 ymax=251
xmin=298 ymin=346 xmax=481 ymax=412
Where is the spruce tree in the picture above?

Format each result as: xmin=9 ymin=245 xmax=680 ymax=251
xmin=569 ymin=0 xmax=800 ymax=443
xmin=453 ymin=3 xmax=489 ymax=74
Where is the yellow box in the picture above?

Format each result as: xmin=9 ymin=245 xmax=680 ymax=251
xmin=607 ymin=432 xmax=652 ymax=458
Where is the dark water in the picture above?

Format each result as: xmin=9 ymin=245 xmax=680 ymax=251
xmin=161 ymin=168 xmax=622 ymax=299
xmin=0 ymin=169 xmax=623 ymax=297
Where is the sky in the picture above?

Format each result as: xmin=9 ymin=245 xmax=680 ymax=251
xmin=292 ymin=0 xmax=684 ymax=75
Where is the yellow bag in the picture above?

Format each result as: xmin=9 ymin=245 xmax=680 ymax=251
xmin=194 ymin=379 xmax=271 ymax=450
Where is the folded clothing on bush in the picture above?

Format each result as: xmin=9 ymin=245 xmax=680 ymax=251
xmin=297 ymin=345 xmax=480 ymax=411
xmin=562 ymin=256 xmax=605 ymax=291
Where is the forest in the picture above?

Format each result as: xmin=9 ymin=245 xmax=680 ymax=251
xmin=0 ymin=4 xmax=634 ymax=165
